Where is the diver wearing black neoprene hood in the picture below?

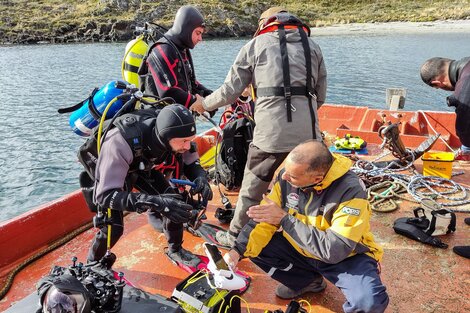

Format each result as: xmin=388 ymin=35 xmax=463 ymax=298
xmin=154 ymin=102 xmax=196 ymax=150
xmin=142 ymin=5 xmax=213 ymax=108
xmin=88 ymin=104 xmax=212 ymax=267
xmin=164 ymin=5 xmax=205 ymax=49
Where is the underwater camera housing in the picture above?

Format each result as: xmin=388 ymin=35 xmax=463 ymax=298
xmin=43 ymin=256 xmax=126 ymax=313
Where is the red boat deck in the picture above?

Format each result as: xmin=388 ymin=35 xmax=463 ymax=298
xmin=1 ymin=158 xmax=469 ymax=313
xmin=0 ymin=104 xmax=469 ymax=312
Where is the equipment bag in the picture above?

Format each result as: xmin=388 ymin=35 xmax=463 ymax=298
xmin=413 ymin=206 xmax=456 ymax=236
xmin=215 ymin=116 xmax=254 ymax=190
xmin=393 ymin=217 xmax=448 ymax=249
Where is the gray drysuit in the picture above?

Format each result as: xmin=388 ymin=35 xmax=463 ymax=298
xmin=202 ymin=27 xmax=327 ymax=236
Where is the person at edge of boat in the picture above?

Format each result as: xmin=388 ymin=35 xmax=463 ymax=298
xmin=420 ymin=56 xmax=470 ymax=163
xmin=420 ymin=57 xmax=470 ymax=259
xmin=223 ymin=140 xmax=389 ymax=312
xmin=190 ymin=6 xmax=327 ymax=247
xmin=141 ymin=5 xmax=216 ymax=114
xmin=87 ymin=104 xmax=212 ymax=267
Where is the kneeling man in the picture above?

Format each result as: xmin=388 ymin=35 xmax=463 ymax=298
xmin=224 ymin=140 xmax=389 ymax=313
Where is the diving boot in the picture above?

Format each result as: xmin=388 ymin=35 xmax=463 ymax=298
xmin=167 ymin=247 xmax=201 ymax=268
xmin=453 ymin=246 xmax=470 ymax=259
xmin=215 ymin=230 xmax=236 ymax=247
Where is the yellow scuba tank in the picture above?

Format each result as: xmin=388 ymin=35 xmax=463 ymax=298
xmin=121 ymin=35 xmax=149 ymax=87
xmin=334 ymin=134 xmax=367 ymax=150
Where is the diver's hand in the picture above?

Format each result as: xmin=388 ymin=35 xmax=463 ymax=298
xmin=190 ymin=94 xmax=206 ymax=114
xmin=193 ymin=176 xmax=213 ymax=201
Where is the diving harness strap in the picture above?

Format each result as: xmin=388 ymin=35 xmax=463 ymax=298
xmin=298 ymin=26 xmax=317 ymax=140
xmin=57 ymin=88 xmax=99 ymax=114
xmin=255 ymin=25 xmax=317 ymax=139
xmin=278 ymin=24 xmax=293 ymax=122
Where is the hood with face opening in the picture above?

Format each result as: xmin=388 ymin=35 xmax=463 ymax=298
xmin=164 ymin=5 xmax=205 ymax=49
xmin=154 ymin=104 xmax=196 ymax=149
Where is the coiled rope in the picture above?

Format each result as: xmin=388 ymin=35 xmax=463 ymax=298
xmin=353 ymin=159 xmax=470 ymax=212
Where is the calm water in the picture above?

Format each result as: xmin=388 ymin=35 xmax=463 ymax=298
xmin=1 ymin=31 xmax=470 ymax=222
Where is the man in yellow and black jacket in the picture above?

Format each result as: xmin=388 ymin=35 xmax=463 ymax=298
xmin=224 ymin=140 xmax=389 ymax=313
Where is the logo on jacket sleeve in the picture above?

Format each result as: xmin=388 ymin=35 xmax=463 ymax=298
xmin=286 ymin=193 xmax=299 ymax=210
xmin=342 ymin=206 xmax=360 ymax=216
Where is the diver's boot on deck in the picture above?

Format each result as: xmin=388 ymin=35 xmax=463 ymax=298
xmin=275 ymin=276 xmax=327 ymax=299
xmin=167 ymin=247 xmax=201 ymax=268
xmin=453 ymin=246 xmax=470 ymax=259
xmin=215 ymin=230 xmax=236 ymax=247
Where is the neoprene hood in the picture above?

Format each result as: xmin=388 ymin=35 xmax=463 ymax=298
xmin=165 ymin=5 xmax=205 ymax=49
xmin=155 ymin=104 xmax=196 ymax=145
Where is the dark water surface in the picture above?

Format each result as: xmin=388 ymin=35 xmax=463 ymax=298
xmin=1 ymin=31 xmax=469 ymax=222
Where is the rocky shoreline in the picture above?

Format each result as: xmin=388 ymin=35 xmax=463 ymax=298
xmin=3 ymin=16 xmax=470 ymax=45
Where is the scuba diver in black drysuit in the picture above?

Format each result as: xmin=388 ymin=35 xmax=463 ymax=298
xmin=87 ymin=104 xmax=212 ymax=266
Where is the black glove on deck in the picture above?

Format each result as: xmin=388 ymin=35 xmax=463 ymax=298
xmin=193 ymin=176 xmax=213 ymax=201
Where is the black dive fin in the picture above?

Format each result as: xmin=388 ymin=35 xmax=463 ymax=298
xmin=187 ymin=223 xmax=231 ymax=250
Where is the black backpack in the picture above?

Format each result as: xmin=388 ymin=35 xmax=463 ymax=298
xmin=215 ymin=116 xmax=254 ymax=190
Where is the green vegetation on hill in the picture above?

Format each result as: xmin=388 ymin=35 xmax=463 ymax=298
xmin=1 ymin=0 xmax=469 ymax=44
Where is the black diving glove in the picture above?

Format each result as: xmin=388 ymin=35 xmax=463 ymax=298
xmin=192 ymin=176 xmax=213 ymax=201
xmin=133 ymin=194 xmax=193 ymax=224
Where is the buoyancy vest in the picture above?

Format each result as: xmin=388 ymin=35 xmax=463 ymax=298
xmin=254 ymin=12 xmax=317 ymax=139
xmin=77 ymin=108 xmax=167 ymax=212
xmin=113 ymin=109 xmax=170 ymax=171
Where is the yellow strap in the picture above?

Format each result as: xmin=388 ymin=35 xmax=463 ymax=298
xmin=95 ymin=96 xmax=119 ymax=250
xmin=96 ymin=97 xmax=118 ymax=154
xmin=107 ymin=208 xmax=112 ymax=249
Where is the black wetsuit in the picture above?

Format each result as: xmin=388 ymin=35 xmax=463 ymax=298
xmin=448 ymin=57 xmax=470 ymax=147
